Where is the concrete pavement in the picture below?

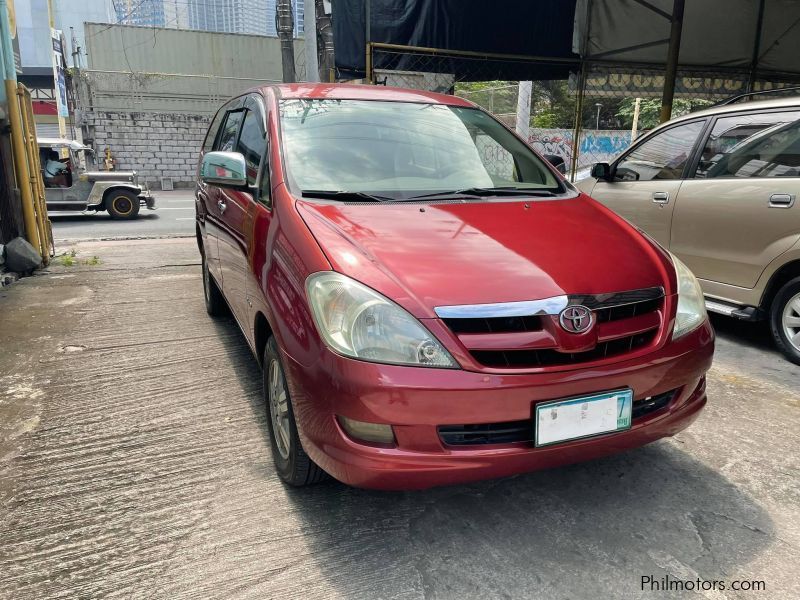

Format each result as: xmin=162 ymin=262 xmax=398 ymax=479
xmin=0 ymin=237 xmax=798 ymax=599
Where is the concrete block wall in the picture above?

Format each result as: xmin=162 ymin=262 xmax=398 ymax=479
xmin=83 ymin=111 xmax=211 ymax=189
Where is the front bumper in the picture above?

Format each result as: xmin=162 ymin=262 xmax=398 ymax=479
xmin=139 ymin=190 xmax=156 ymax=209
xmin=282 ymin=321 xmax=714 ymax=490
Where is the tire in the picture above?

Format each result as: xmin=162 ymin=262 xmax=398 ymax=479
xmin=263 ymin=336 xmax=327 ymax=486
xmin=106 ymin=190 xmax=140 ymax=219
xmin=770 ymin=276 xmax=800 ymax=366
xmin=201 ymin=250 xmax=227 ymax=317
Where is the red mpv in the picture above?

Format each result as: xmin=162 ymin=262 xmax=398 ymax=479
xmin=195 ymin=84 xmax=714 ymax=490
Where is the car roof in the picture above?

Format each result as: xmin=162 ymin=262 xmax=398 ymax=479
xmin=657 ymin=96 xmax=800 ymax=128
xmin=264 ymin=83 xmax=474 ymax=107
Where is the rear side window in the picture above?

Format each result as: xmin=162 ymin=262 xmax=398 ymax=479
xmin=202 ymin=109 xmax=225 ymax=153
xmin=215 ymin=110 xmax=245 ymax=152
xmin=614 ymin=121 xmax=704 ymax=181
xmin=695 ymin=111 xmax=800 ymax=178
xmin=237 ymin=109 xmax=266 ymax=187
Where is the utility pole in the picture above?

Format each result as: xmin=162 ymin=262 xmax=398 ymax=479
xmin=631 ymin=97 xmax=641 ymax=140
xmin=303 ymin=0 xmax=318 ymax=82
xmin=47 ymin=0 xmax=66 ymax=138
xmin=515 ymin=81 xmax=532 ymax=140
xmin=276 ymin=0 xmax=296 ymax=83
xmin=316 ymin=0 xmax=334 ymax=82
xmin=594 ymin=102 xmax=602 ymax=129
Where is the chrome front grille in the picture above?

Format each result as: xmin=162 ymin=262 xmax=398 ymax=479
xmin=436 ymin=287 xmax=665 ymax=370
xmin=442 ymin=314 xmax=543 ymax=334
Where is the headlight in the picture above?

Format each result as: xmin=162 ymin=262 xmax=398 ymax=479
xmin=671 ymin=253 xmax=707 ymax=339
xmin=306 ymin=272 xmax=457 ymax=368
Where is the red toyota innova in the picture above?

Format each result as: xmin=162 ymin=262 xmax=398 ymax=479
xmin=195 ymin=84 xmax=714 ymax=490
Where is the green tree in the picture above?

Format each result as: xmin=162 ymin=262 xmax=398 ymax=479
xmin=616 ymin=98 xmax=713 ymax=129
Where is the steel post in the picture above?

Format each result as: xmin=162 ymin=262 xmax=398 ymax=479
xmin=659 ymin=0 xmax=685 ymax=123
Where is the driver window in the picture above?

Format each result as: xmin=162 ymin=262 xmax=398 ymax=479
xmin=215 ymin=110 xmax=245 ymax=152
xmin=237 ymin=103 xmax=271 ymax=206
xmin=42 ymin=146 xmax=70 ymax=188
xmin=614 ymin=121 xmax=704 ymax=181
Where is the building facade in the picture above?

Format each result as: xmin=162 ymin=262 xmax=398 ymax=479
xmin=187 ymin=0 xmax=303 ymax=37
xmin=114 ymin=0 xmax=166 ymax=27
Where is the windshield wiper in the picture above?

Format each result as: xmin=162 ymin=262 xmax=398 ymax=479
xmin=408 ymin=187 xmax=557 ymax=200
xmin=301 ymin=189 xmax=396 ymax=202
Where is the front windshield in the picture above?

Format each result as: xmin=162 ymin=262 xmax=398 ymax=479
xmin=279 ymin=99 xmax=561 ymax=199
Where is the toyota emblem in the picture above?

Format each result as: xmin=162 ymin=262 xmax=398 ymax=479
xmin=559 ymin=305 xmax=593 ymax=333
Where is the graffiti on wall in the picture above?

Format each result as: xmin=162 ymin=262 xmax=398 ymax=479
xmin=528 ymin=129 xmax=632 ymax=168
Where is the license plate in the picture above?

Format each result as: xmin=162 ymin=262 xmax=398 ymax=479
xmin=535 ymin=389 xmax=633 ymax=447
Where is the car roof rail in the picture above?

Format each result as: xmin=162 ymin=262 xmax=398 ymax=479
xmin=714 ymin=86 xmax=800 ymax=106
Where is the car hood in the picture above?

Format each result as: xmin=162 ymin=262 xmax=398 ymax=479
xmin=296 ymin=194 xmax=673 ymax=318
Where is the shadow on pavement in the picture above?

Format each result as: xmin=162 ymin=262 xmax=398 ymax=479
xmin=281 ymin=445 xmax=773 ymax=599
xmin=49 ymin=213 xmax=160 ymax=222
xmin=205 ymin=314 xmax=775 ymax=599
xmin=709 ymin=313 xmax=776 ymax=354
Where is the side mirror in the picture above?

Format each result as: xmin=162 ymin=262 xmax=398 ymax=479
xmin=200 ymin=151 xmax=247 ymax=187
xmin=590 ymin=162 xmax=612 ymax=180
xmin=543 ymin=154 xmax=567 ymax=174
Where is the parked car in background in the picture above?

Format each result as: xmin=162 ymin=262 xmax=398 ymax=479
xmin=577 ymin=95 xmax=800 ymax=364
xmin=195 ymin=84 xmax=713 ymax=490
xmin=38 ymin=138 xmax=156 ymax=219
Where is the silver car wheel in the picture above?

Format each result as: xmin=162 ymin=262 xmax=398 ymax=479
xmin=268 ymin=358 xmax=291 ymax=460
xmin=782 ymin=292 xmax=800 ymax=351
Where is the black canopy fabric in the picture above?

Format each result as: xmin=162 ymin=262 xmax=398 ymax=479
xmin=333 ymin=0 xmax=800 ymax=87
xmin=333 ymin=0 xmax=580 ymax=81
xmin=578 ymin=0 xmax=800 ymax=79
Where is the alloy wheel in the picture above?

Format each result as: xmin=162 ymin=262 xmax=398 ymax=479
xmin=268 ymin=358 xmax=291 ymax=460
xmin=782 ymin=292 xmax=800 ymax=352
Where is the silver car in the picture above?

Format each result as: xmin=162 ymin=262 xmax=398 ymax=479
xmin=576 ymin=96 xmax=800 ymax=364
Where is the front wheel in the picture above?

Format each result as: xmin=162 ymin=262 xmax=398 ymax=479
xmin=106 ymin=190 xmax=140 ymax=219
xmin=770 ymin=276 xmax=800 ymax=365
xmin=263 ymin=336 xmax=327 ymax=486
xmin=202 ymin=251 xmax=227 ymax=317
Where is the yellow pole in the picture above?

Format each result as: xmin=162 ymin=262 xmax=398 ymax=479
xmin=19 ymin=83 xmax=51 ymax=262
xmin=5 ymin=78 xmax=41 ymax=255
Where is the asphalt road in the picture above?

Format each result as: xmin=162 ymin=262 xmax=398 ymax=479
xmin=0 ymin=238 xmax=798 ymax=599
xmin=49 ymin=189 xmax=197 ymax=241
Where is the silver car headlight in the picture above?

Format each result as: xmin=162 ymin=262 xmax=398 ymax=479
xmin=671 ymin=253 xmax=707 ymax=339
xmin=306 ymin=272 xmax=457 ymax=368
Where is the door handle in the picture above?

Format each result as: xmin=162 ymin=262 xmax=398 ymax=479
xmin=217 ymin=199 xmax=227 ymax=214
xmin=652 ymin=192 xmax=670 ymax=205
xmin=768 ymin=193 xmax=795 ymax=208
